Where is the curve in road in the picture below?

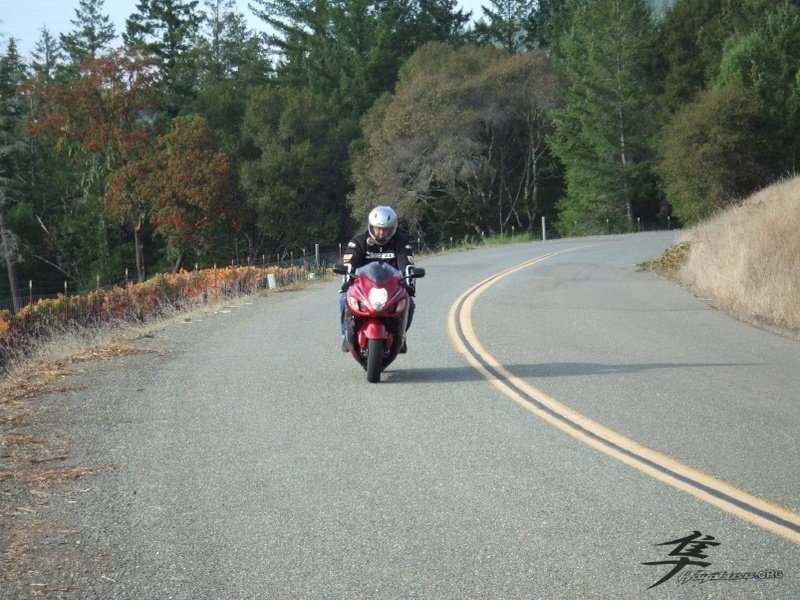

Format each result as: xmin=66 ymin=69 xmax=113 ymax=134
xmin=447 ymin=248 xmax=800 ymax=545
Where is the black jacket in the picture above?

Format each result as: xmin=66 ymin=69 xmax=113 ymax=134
xmin=342 ymin=231 xmax=415 ymax=283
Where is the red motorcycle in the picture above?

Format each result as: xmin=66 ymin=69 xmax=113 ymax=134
xmin=333 ymin=261 xmax=425 ymax=383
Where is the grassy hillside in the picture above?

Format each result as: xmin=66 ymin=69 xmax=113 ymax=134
xmin=653 ymin=176 xmax=800 ymax=338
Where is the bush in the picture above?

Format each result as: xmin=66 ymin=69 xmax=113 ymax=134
xmin=657 ymin=82 xmax=774 ymax=225
xmin=0 ymin=265 xmax=308 ymax=365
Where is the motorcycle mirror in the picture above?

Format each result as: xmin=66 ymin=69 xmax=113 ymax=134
xmin=411 ymin=267 xmax=425 ymax=278
xmin=332 ymin=263 xmax=350 ymax=275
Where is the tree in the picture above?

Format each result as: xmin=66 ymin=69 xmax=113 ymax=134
xmin=193 ymin=0 xmax=271 ymax=87
xmin=549 ymin=0 xmax=662 ymax=235
xmin=0 ymin=39 xmax=29 ymax=312
xmin=470 ymin=0 xmax=536 ymax=53
xmin=124 ymin=0 xmax=202 ymax=113
xmin=716 ymin=1 xmax=800 ymax=173
xmin=524 ymin=0 xmax=569 ymax=50
xmin=240 ymin=87 xmax=353 ymax=256
xmin=29 ymin=49 xmax=164 ymax=282
xmin=242 ymin=0 xmax=469 ymax=253
xmin=657 ymin=82 xmax=774 ymax=225
xmin=60 ymin=0 xmax=116 ymax=69
xmin=31 ymin=27 xmax=66 ymax=83
xmin=250 ymin=0 xmax=469 ymax=116
xmin=658 ymin=0 xmax=723 ymax=112
xmin=143 ymin=115 xmax=233 ymax=271
xmin=349 ymin=43 xmax=562 ymax=241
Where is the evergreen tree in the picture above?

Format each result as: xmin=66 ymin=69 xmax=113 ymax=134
xmin=240 ymin=87 xmax=353 ymax=255
xmin=716 ymin=1 xmax=800 ymax=173
xmin=549 ymin=0 xmax=662 ymax=235
xmin=658 ymin=0 xmax=722 ymax=112
xmin=0 ymin=39 xmax=29 ymax=311
xmin=31 ymin=27 xmax=66 ymax=83
xmin=124 ymin=0 xmax=202 ymax=114
xmin=190 ymin=0 xmax=272 ymax=262
xmin=470 ymin=0 xmax=535 ymax=53
xmin=525 ymin=0 xmax=569 ymax=50
xmin=250 ymin=0 xmax=469 ymax=116
xmin=243 ymin=0 xmax=470 ymax=252
xmin=194 ymin=0 xmax=270 ymax=86
xmin=60 ymin=0 xmax=116 ymax=68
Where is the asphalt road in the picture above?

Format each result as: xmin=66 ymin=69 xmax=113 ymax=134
xmin=16 ymin=232 xmax=800 ymax=599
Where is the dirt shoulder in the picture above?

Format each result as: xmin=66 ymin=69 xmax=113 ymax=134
xmin=0 ymin=344 xmax=146 ymax=597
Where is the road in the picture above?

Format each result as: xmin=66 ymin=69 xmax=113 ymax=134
xmin=14 ymin=232 xmax=800 ymax=599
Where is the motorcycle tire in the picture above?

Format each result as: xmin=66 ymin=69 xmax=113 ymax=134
xmin=366 ymin=338 xmax=383 ymax=383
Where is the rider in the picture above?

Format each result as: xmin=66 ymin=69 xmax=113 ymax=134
xmin=339 ymin=205 xmax=416 ymax=351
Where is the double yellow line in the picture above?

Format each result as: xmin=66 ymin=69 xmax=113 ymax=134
xmin=447 ymin=249 xmax=800 ymax=545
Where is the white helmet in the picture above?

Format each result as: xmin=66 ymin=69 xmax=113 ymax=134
xmin=368 ymin=205 xmax=398 ymax=244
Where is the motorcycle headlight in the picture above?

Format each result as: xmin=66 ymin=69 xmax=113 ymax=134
xmin=347 ymin=296 xmax=361 ymax=312
xmin=368 ymin=288 xmax=389 ymax=311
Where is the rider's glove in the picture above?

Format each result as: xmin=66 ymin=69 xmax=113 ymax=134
xmin=406 ymin=283 xmax=416 ymax=297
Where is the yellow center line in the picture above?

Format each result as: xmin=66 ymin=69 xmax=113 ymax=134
xmin=447 ymin=249 xmax=800 ymax=545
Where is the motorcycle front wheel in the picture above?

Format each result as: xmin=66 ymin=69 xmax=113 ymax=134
xmin=366 ymin=338 xmax=383 ymax=383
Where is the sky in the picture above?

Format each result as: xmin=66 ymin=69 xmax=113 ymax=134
xmin=1 ymin=0 xmax=485 ymax=61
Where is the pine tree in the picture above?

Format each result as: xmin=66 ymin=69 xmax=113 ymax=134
xmin=716 ymin=1 xmax=800 ymax=173
xmin=0 ymin=39 xmax=29 ymax=311
xmin=124 ymin=0 xmax=202 ymax=114
xmin=549 ymin=0 xmax=661 ymax=235
xmin=31 ymin=27 xmax=66 ymax=82
xmin=525 ymin=0 xmax=569 ymax=50
xmin=471 ymin=0 xmax=535 ymax=53
xmin=250 ymin=0 xmax=469 ymax=115
xmin=60 ymin=0 xmax=116 ymax=68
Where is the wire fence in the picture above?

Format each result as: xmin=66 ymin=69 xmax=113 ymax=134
xmin=0 ymin=216 xmax=679 ymax=311
xmin=0 ymin=222 xmax=679 ymax=367
xmin=0 ymin=261 xmax=324 ymax=369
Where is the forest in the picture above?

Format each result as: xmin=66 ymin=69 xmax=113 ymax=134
xmin=1 ymin=0 xmax=799 ymax=310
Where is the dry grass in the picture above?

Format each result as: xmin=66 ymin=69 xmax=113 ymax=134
xmin=0 ymin=278 xmax=326 ymax=594
xmin=672 ymin=176 xmax=800 ymax=338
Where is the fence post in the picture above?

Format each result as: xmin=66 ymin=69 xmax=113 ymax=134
xmin=315 ymin=244 xmax=320 ymax=268
xmin=542 ymin=216 xmax=547 ymax=241
xmin=29 ymin=280 xmax=32 ymax=306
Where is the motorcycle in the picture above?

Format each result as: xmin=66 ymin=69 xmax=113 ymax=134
xmin=333 ymin=261 xmax=425 ymax=383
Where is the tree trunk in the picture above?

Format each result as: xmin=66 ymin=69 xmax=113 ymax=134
xmin=134 ymin=214 xmax=146 ymax=283
xmin=171 ymin=252 xmax=184 ymax=274
xmin=0 ymin=198 xmax=22 ymax=313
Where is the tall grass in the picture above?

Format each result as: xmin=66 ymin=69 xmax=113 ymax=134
xmin=678 ymin=176 xmax=800 ymax=337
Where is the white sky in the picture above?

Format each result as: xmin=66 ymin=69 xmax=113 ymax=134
xmin=1 ymin=0 xmax=484 ymax=60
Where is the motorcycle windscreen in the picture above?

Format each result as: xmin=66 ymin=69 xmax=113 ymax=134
xmin=354 ymin=261 xmax=401 ymax=283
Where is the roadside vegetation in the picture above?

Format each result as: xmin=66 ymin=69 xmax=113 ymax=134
xmin=644 ymin=176 xmax=800 ymax=339
xmin=2 ymin=0 xmax=800 ymax=310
